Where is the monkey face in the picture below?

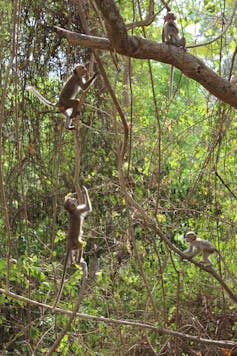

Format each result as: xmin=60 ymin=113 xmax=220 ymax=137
xmin=74 ymin=64 xmax=87 ymax=77
xmin=164 ymin=12 xmax=176 ymax=22
xmin=230 ymin=75 xmax=237 ymax=85
xmin=64 ymin=197 xmax=78 ymax=212
xmin=184 ymin=231 xmax=196 ymax=242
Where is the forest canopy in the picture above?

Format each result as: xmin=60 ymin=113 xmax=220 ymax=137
xmin=0 ymin=0 xmax=237 ymax=354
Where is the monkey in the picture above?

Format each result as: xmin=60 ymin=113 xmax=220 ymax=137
xmin=53 ymin=186 xmax=92 ymax=309
xmin=162 ymin=12 xmax=186 ymax=47
xmin=183 ymin=231 xmax=215 ymax=265
xmin=26 ymin=64 xmax=98 ymax=130
xmin=162 ymin=11 xmax=186 ymax=98
xmin=183 ymin=231 xmax=237 ymax=286
xmin=230 ymin=74 xmax=237 ymax=85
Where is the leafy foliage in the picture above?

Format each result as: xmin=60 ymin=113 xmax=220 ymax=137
xmin=0 ymin=0 xmax=237 ymax=354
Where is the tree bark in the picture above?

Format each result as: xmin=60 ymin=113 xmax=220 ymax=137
xmin=56 ymin=0 xmax=237 ymax=110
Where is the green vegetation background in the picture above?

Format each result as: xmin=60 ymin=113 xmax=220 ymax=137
xmin=0 ymin=0 xmax=237 ymax=354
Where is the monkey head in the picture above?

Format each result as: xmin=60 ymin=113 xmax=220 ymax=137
xmin=230 ymin=75 xmax=237 ymax=85
xmin=73 ymin=64 xmax=88 ymax=77
xmin=64 ymin=196 xmax=78 ymax=212
xmin=184 ymin=231 xmax=197 ymax=242
xmin=164 ymin=12 xmax=176 ymax=23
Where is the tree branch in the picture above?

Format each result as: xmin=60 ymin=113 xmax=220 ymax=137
xmin=55 ymin=0 xmax=237 ymax=110
xmin=187 ymin=0 xmax=237 ymax=49
xmin=125 ymin=193 xmax=237 ymax=303
xmin=0 ymin=288 xmax=236 ymax=349
xmin=46 ymin=264 xmax=88 ymax=355
xmin=126 ymin=0 xmax=155 ymax=30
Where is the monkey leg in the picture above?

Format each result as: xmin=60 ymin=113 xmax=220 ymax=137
xmin=64 ymin=112 xmax=75 ymax=130
xmin=75 ymin=245 xmax=83 ymax=264
xmin=69 ymin=250 xmax=74 ymax=265
xmin=80 ymin=259 xmax=88 ymax=278
xmin=202 ymin=252 xmax=213 ymax=266
xmin=75 ymin=246 xmax=88 ymax=277
xmin=63 ymin=99 xmax=81 ymax=130
xmin=67 ymin=99 xmax=81 ymax=119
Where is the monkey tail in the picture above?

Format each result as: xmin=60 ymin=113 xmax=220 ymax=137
xmin=53 ymin=249 xmax=70 ymax=310
xmin=169 ymin=65 xmax=174 ymax=99
xmin=26 ymin=85 xmax=57 ymax=108
xmin=216 ymin=249 xmax=237 ymax=288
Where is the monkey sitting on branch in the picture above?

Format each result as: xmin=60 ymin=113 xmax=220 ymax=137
xmin=27 ymin=64 xmax=98 ymax=130
xmin=162 ymin=11 xmax=186 ymax=98
xmin=53 ymin=186 xmax=92 ymax=309
xmin=162 ymin=11 xmax=186 ymax=48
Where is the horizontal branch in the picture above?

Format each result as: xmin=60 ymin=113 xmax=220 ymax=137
xmin=55 ymin=26 xmax=111 ymax=50
xmin=1 ymin=288 xmax=236 ymax=349
xmin=55 ymin=0 xmax=237 ymax=110
xmin=55 ymin=27 xmax=237 ymax=109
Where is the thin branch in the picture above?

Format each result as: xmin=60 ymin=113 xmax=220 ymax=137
xmin=215 ymin=170 xmax=237 ymax=200
xmin=0 ymin=288 xmax=236 ymax=349
xmin=93 ymin=51 xmax=129 ymax=160
xmin=125 ymin=193 xmax=237 ymax=303
xmin=46 ymin=266 xmax=88 ymax=355
xmin=126 ymin=0 xmax=155 ymax=30
xmin=0 ymin=0 xmax=18 ymax=291
xmin=73 ymin=3 xmax=128 ymax=160
xmin=229 ymin=45 xmax=237 ymax=80
xmin=187 ymin=1 xmax=237 ymax=49
xmin=160 ymin=0 xmax=171 ymax=12
xmin=73 ymin=88 xmax=88 ymax=202
xmin=111 ymin=86 xmax=159 ymax=318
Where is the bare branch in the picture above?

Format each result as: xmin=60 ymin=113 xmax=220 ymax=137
xmin=0 ymin=288 xmax=236 ymax=349
xmin=188 ymin=1 xmax=237 ymax=49
xmin=126 ymin=0 xmax=155 ymax=30
xmin=46 ymin=265 xmax=88 ymax=355
xmin=229 ymin=45 xmax=237 ymax=80
xmin=55 ymin=27 xmax=111 ymax=50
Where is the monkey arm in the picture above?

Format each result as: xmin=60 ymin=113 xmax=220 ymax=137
xmin=183 ymin=245 xmax=193 ymax=255
xmin=187 ymin=249 xmax=201 ymax=258
xmin=169 ymin=27 xmax=180 ymax=44
xmin=79 ymin=73 xmax=98 ymax=91
xmin=76 ymin=203 xmax=89 ymax=214
xmin=82 ymin=186 xmax=92 ymax=213
xmin=183 ymin=246 xmax=201 ymax=258
xmin=170 ymin=24 xmax=179 ymax=37
xmin=76 ymin=198 xmax=92 ymax=218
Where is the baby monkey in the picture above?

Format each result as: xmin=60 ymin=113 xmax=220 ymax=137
xmin=183 ymin=231 xmax=216 ymax=266
xmin=53 ymin=186 xmax=92 ymax=309
xmin=183 ymin=231 xmax=237 ymax=287
xmin=162 ymin=12 xmax=186 ymax=48
xmin=27 ymin=64 xmax=97 ymax=130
